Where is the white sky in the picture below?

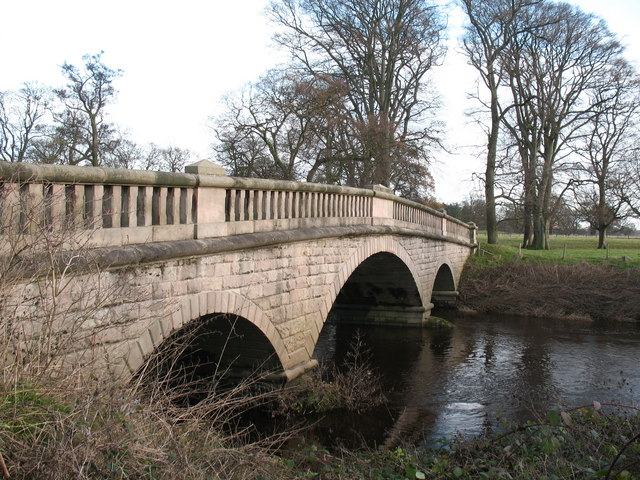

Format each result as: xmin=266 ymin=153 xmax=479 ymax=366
xmin=2 ymin=0 xmax=639 ymax=203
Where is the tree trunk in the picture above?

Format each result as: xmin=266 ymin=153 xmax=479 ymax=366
xmin=485 ymin=173 xmax=498 ymax=244
xmin=485 ymin=87 xmax=500 ymax=245
xmin=597 ymin=177 xmax=608 ymax=249
xmin=531 ymin=213 xmax=547 ymax=250
xmin=522 ymin=204 xmax=533 ymax=248
xmin=597 ymin=225 xmax=607 ymax=249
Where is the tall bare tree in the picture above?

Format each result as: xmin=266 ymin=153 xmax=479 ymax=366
xmin=213 ymin=70 xmax=331 ymax=181
xmin=459 ymin=0 xmax=539 ymax=244
xmin=54 ymin=52 xmax=122 ymax=166
xmin=501 ymin=2 xmax=624 ymax=249
xmin=158 ymin=146 xmax=191 ymax=173
xmin=268 ymin=0 xmax=445 ymax=190
xmin=572 ymin=60 xmax=640 ymax=248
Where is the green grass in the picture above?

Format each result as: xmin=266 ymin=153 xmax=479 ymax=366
xmin=473 ymin=233 xmax=640 ymax=268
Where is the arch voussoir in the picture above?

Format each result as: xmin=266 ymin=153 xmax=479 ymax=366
xmin=127 ymin=291 xmax=290 ymax=376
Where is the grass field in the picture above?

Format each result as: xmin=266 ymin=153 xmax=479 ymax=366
xmin=474 ymin=232 xmax=640 ymax=267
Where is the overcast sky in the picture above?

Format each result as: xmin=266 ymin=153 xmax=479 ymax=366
xmin=2 ymin=0 xmax=639 ymax=203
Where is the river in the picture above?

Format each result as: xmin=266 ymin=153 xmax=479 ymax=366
xmin=287 ymin=312 xmax=640 ymax=450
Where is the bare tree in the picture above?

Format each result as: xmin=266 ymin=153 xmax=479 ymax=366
xmin=213 ymin=70 xmax=321 ymax=181
xmin=106 ymin=136 xmax=143 ymax=169
xmin=269 ymin=0 xmax=445 ymax=190
xmin=54 ymin=52 xmax=122 ymax=166
xmin=158 ymin=146 xmax=191 ymax=172
xmin=459 ymin=0 xmax=539 ymax=244
xmin=501 ymin=2 xmax=625 ymax=249
xmin=621 ymin=151 xmax=640 ymax=220
xmin=572 ymin=61 xmax=640 ymax=248
xmin=0 ymin=84 xmax=52 ymax=163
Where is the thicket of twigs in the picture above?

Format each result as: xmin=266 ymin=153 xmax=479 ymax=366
xmin=458 ymin=262 xmax=640 ymax=322
xmin=271 ymin=331 xmax=386 ymax=417
xmin=278 ymin=404 xmax=640 ymax=479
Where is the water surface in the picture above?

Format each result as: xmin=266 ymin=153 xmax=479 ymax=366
xmin=306 ymin=312 xmax=640 ymax=449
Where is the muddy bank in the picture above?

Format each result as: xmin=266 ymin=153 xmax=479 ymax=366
xmin=457 ymin=262 xmax=640 ymax=322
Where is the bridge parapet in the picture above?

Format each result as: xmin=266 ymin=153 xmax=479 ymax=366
xmin=0 ymin=161 xmax=476 ymax=252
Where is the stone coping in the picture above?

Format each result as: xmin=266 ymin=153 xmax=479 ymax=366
xmin=10 ymin=224 xmax=476 ymax=279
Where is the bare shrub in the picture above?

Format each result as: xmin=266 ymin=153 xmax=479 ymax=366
xmin=273 ymin=331 xmax=386 ymax=416
xmin=459 ymin=262 xmax=640 ymax=321
xmin=0 ymin=180 xmax=137 ymax=388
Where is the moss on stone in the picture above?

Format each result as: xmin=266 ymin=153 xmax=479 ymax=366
xmin=424 ymin=316 xmax=453 ymax=329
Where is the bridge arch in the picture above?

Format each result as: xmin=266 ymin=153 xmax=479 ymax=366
xmin=310 ymin=237 xmax=428 ymax=346
xmin=431 ymin=262 xmax=458 ymax=307
xmin=123 ymin=291 xmax=289 ymax=377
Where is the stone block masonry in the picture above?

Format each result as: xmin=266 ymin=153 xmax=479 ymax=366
xmin=0 ymin=160 xmax=476 ymax=382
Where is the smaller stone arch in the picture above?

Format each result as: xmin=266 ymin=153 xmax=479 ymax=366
xmin=431 ymin=262 xmax=458 ymax=307
xmin=120 ymin=291 xmax=290 ymax=379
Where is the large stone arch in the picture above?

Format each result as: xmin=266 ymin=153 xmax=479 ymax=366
xmin=308 ymin=236 xmax=427 ymax=348
xmin=122 ymin=290 xmax=290 ymax=377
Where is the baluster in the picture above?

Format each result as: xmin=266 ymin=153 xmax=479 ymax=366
xmin=141 ymin=186 xmax=153 ymax=226
xmin=233 ymin=190 xmax=240 ymax=222
xmin=269 ymin=191 xmax=275 ymax=219
xmin=92 ymin=185 xmax=106 ymax=228
xmin=251 ymin=190 xmax=262 ymax=220
xmin=125 ymin=186 xmax=137 ymax=227
xmin=157 ymin=187 xmax=168 ymax=225
xmin=64 ymin=185 xmax=84 ymax=229
xmin=287 ymin=192 xmax=293 ymax=219
xmin=1 ymin=183 xmax=20 ymax=233
xmin=46 ymin=184 xmax=65 ymax=230
xmin=168 ymin=188 xmax=178 ymax=225
xmin=272 ymin=191 xmax=278 ymax=219
xmin=178 ymin=188 xmax=187 ymax=224
xmin=111 ymin=186 xmax=123 ymax=228
xmin=259 ymin=191 xmax=264 ymax=220
xmin=21 ymin=183 xmax=44 ymax=233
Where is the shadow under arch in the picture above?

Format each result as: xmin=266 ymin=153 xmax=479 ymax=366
xmin=136 ymin=313 xmax=283 ymax=391
xmin=431 ymin=263 xmax=458 ymax=307
xmin=328 ymin=251 xmax=427 ymax=326
xmin=124 ymin=291 xmax=294 ymax=385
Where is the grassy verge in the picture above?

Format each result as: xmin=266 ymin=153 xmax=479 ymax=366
xmin=0 ymin=379 xmax=296 ymax=479
xmin=473 ymin=233 xmax=640 ymax=267
xmin=3 ymin=376 xmax=638 ymax=479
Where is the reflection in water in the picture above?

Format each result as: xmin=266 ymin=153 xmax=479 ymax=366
xmin=309 ymin=312 xmax=640 ymax=449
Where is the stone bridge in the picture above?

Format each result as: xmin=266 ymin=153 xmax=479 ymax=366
xmin=0 ymin=160 xmax=476 ymax=382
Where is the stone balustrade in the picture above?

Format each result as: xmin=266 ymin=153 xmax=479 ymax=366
xmin=0 ymin=160 xmax=477 ymax=251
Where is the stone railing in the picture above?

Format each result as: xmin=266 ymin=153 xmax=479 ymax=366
xmin=0 ymin=160 xmax=477 ymax=251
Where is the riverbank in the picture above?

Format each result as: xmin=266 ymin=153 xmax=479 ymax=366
xmin=2 ymin=377 xmax=638 ymax=479
xmin=459 ymin=235 xmax=640 ymax=322
xmin=458 ymin=261 xmax=640 ymax=322
xmin=278 ymin=404 xmax=640 ymax=479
